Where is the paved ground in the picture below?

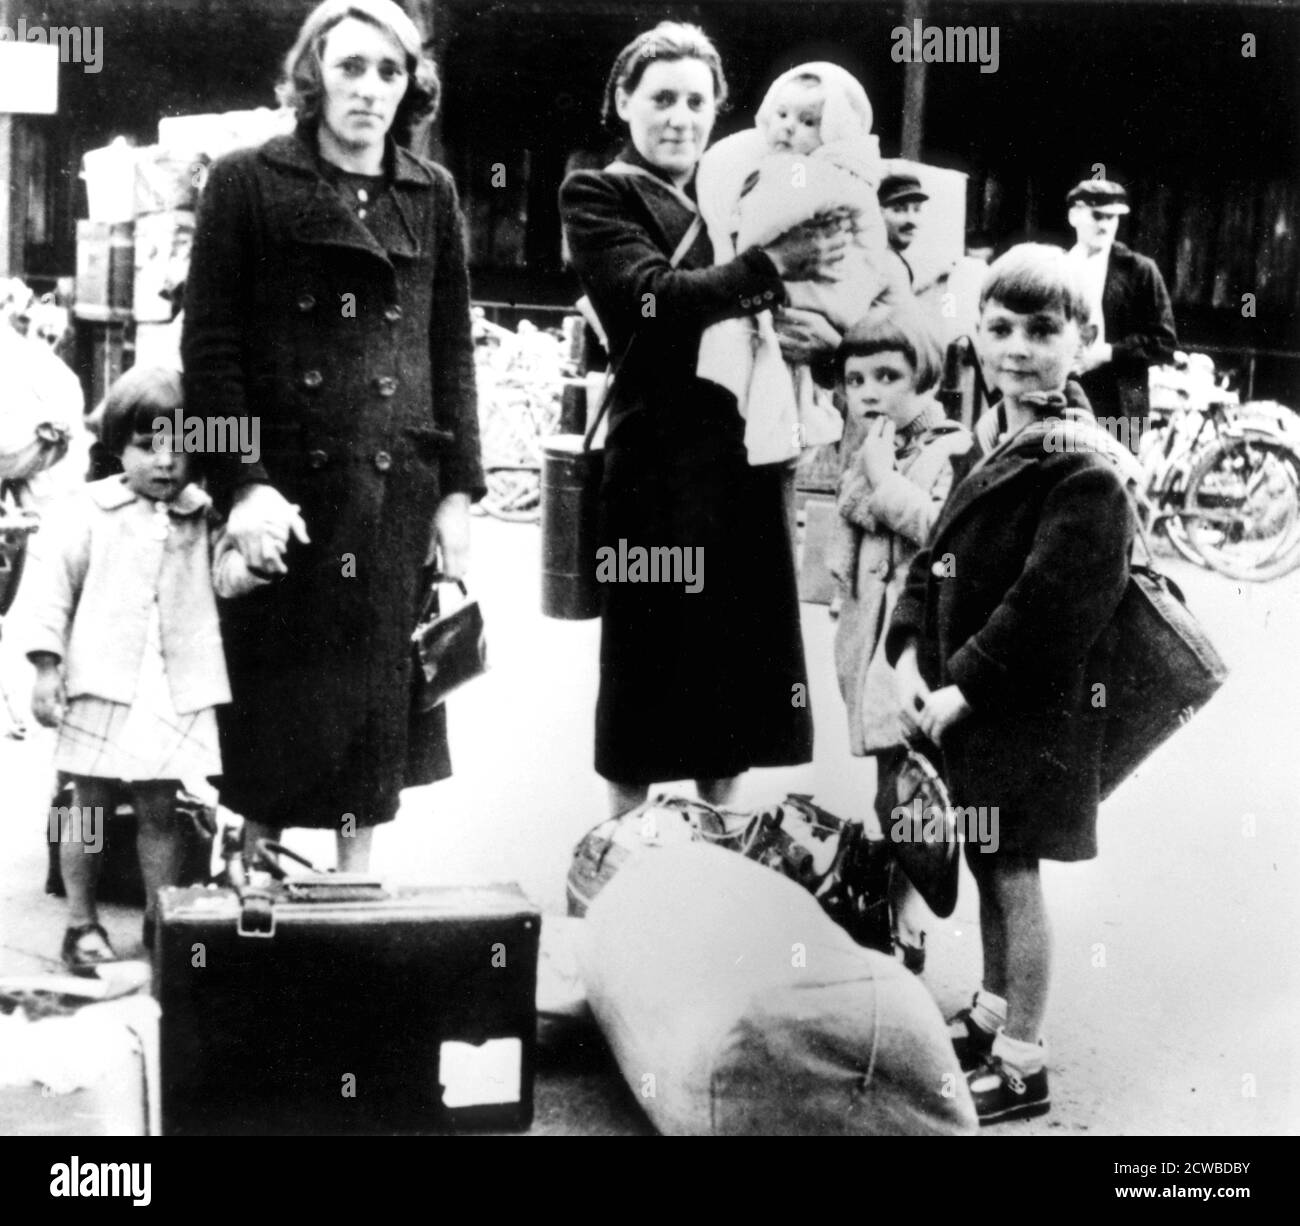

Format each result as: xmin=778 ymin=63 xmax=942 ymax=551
xmin=1 ymin=513 xmax=1297 ymax=1136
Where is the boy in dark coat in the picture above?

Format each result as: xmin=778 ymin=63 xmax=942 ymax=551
xmin=886 ymin=244 xmax=1135 ymax=1123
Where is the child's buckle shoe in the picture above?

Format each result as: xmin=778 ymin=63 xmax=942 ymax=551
xmin=948 ymin=1000 xmax=998 ymax=1071
xmin=967 ymin=1055 xmax=1050 ymax=1124
xmin=61 ymin=922 xmax=118 ymax=976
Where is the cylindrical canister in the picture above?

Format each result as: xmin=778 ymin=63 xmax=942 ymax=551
xmin=541 ymin=434 xmax=604 ymax=620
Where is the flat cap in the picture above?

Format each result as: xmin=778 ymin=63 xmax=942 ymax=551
xmin=878 ymin=173 xmax=929 ymax=207
xmin=1066 ymin=179 xmax=1130 ymax=214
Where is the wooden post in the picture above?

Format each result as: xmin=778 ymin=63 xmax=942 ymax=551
xmin=900 ymin=0 xmax=928 ymax=161
xmin=0 ymin=0 xmax=15 ymax=277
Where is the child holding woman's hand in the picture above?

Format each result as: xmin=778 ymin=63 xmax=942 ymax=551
xmin=20 ymin=366 xmax=265 ymax=971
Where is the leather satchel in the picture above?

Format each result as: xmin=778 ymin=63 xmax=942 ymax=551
xmin=411 ymin=575 xmax=487 ymax=711
xmin=1100 ymin=548 xmax=1227 ymax=799
xmin=993 ymin=417 xmax=1228 ymax=800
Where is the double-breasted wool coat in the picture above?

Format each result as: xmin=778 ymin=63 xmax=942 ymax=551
xmin=181 ymin=129 xmax=484 ymax=829
xmin=560 ymin=147 xmax=813 ymax=784
xmin=885 ymin=421 xmax=1134 ymax=861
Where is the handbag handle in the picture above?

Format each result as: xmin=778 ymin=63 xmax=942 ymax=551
xmin=417 ymin=571 xmax=469 ymax=624
xmin=582 ymin=212 xmax=704 ymax=454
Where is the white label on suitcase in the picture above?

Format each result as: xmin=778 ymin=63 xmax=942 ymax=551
xmin=438 ymin=1038 xmax=522 ymax=1107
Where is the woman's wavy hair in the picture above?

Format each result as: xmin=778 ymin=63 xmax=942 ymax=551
xmin=601 ymin=21 xmax=728 ymax=129
xmin=277 ymin=0 xmax=440 ymax=146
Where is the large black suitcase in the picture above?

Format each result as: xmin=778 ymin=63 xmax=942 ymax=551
xmin=156 ymin=880 xmax=539 ymax=1135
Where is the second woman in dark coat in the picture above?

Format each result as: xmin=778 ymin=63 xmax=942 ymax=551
xmin=560 ymin=22 xmax=848 ymax=816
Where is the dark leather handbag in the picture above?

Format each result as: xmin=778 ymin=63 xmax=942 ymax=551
xmin=411 ymin=574 xmax=487 ymax=711
xmin=1100 ymin=531 xmax=1228 ymax=799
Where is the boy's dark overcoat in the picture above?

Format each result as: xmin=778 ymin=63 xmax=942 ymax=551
xmin=560 ymin=149 xmax=813 ymax=783
xmin=886 ymin=432 xmax=1134 ymax=860
xmin=181 ymin=129 xmax=484 ymax=827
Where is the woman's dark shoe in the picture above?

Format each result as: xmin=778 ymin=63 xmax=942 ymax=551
xmin=61 ymin=923 xmax=118 ymax=975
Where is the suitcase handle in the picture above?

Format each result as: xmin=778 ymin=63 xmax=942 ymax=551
xmin=252 ymin=839 xmax=318 ymax=881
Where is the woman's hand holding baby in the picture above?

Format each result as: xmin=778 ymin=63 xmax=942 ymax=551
xmin=763 ymin=217 xmax=849 ymax=282
xmin=31 ymin=655 xmax=65 ymax=729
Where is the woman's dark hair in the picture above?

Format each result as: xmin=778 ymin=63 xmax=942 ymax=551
xmin=836 ymin=300 xmax=944 ymax=394
xmin=98 ymin=365 xmax=184 ymax=457
xmin=601 ymin=21 xmax=728 ymax=128
xmin=277 ymin=0 xmax=440 ymax=146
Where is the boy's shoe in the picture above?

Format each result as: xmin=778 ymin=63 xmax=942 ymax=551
xmin=61 ymin=923 xmax=118 ymax=976
xmin=948 ymin=1001 xmax=998 ymax=1071
xmin=967 ymin=1055 xmax=1050 ymax=1124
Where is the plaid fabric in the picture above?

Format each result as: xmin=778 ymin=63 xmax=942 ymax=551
xmin=54 ymin=600 xmax=221 ymax=784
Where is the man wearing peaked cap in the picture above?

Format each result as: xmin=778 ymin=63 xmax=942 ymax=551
xmin=879 ymin=173 xmax=930 ymax=288
xmin=1065 ymin=178 xmax=1177 ymax=448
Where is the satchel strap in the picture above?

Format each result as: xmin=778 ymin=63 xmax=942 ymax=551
xmin=582 ymin=209 xmax=704 ymax=454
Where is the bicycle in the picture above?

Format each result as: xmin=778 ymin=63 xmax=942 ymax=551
xmin=1142 ymin=356 xmax=1300 ymax=581
xmin=472 ymin=312 xmax=573 ymax=523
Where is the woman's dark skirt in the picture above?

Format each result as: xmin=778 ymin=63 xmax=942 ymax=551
xmin=594 ymin=388 xmax=814 ymax=784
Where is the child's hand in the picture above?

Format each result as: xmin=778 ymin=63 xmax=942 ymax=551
xmin=895 ymin=644 xmax=932 ymax=740
xmin=857 ymin=417 xmax=897 ymax=487
xmin=916 ymin=684 xmax=972 ymax=745
xmin=31 ymin=665 xmax=65 ymax=729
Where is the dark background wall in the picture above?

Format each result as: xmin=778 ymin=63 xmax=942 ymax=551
xmin=11 ymin=0 xmax=1300 ymax=393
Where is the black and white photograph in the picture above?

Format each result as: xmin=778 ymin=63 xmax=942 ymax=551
xmin=0 ymin=0 xmax=1295 ymax=1167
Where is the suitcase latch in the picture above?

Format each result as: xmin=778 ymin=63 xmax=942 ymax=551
xmin=237 ymin=889 xmax=277 ymax=938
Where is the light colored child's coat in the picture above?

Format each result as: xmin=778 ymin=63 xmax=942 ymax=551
xmin=17 ymin=476 xmax=263 ymax=713
xmin=831 ymin=405 xmax=972 ymax=755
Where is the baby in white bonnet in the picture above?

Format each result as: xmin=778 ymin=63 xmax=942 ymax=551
xmin=697 ymin=62 xmax=898 ymax=465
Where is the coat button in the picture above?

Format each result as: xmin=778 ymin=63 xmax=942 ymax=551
xmin=373 ymin=450 xmax=393 ymax=473
xmin=383 ymin=305 xmax=402 ymax=323
xmin=302 ymin=369 xmax=323 ymax=389
xmin=931 ymin=560 xmax=948 ymax=577
xmin=307 ymin=449 xmax=329 ymax=469
xmin=297 ymin=293 xmax=316 ymax=312
xmin=740 ymin=296 xmax=751 ymax=308
xmin=375 ymin=376 xmax=398 ymax=397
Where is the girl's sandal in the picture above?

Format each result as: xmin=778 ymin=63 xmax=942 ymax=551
xmin=61 ymin=923 xmax=118 ymax=976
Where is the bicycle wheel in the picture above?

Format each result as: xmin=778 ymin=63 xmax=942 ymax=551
xmin=1183 ymin=436 xmax=1300 ymax=581
xmin=477 ymin=466 xmax=541 ymax=523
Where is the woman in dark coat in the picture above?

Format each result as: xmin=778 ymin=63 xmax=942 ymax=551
xmin=560 ymin=22 xmax=847 ymax=816
xmin=181 ymin=0 xmax=483 ymax=868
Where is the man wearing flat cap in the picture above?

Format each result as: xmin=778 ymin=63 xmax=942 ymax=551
xmin=1066 ymin=179 xmax=1177 ymax=448
xmin=879 ymin=172 xmax=929 ymax=289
